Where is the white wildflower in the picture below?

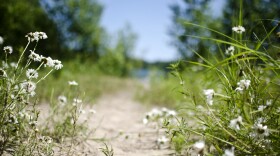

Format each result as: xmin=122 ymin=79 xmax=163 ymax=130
xmin=38 ymin=32 xmax=48 ymax=39
xmin=20 ymin=81 xmax=36 ymax=96
xmin=223 ymin=147 xmax=235 ymax=156
xmin=8 ymin=115 xmax=18 ymax=124
xmin=203 ymin=89 xmax=215 ymax=105
xmin=26 ymin=32 xmax=47 ymax=42
xmin=157 ymin=136 xmax=169 ymax=145
xmin=143 ymin=118 xmax=148 ymax=124
xmin=3 ymin=46 xmax=13 ymax=54
xmin=225 ymin=46 xmax=235 ymax=55
xmin=151 ymin=108 xmax=162 ymax=117
xmin=43 ymin=57 xmax=54 ymax=67
xmin=229 ymin=116 xmax=242 ymax=130
xmin=266 ymin=100 xmax=272 ymax=106
xmin=0 ymin=36 xmax=3 ymax=44
xmin=235 ymin=79 xmax=250 ymax=92
xmin=26 ymin=69 xmax=38 ymax=79
xmin=167 ymin=110 xmax=177 ymax=117
xmin=29 ymin=50 xmax=42 ymax=62
xmin=10 ymin=62 xmax=17 ymax=68
xmin=53 ymin=59 xmax=63 ymax=70
xmin=258 ymin=105 xmax=267 ymax=111
xmin=68 ymin=80 xmax=78 ymax=86
xmin=254 ymin=124 xmax=269 ymax=138
xmin=58 ymin=95 xmax=67 ymax=104
xmin=193 ymin=141 xmax=205 ymax=155
xmin=73 ymin=98 xmax=82 ymax=106
xmin=25 ymin=32 xmax=39 ymax=42
xmin=29 ymin=120 xmax=38 ymax=127
xmin=232 ymin=26 xmax=245 ymax=34
xmin=194 ymin=141 xmax=205 ymax=149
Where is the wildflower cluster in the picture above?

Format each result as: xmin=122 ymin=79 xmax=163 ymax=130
xmin=142 ymin=107 xmax=177 ymax=149
xmin=0 ymin=32 xmax=62 ymax=155
xmin=143 ymin=107 xmax=177 ymax=125
xmin=166 ymin=23 xmax=280 ymax=155
xmin=41 ymin=80 xmax=96 ymax=145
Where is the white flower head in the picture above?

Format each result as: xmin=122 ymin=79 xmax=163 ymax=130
xmin=29 ymin=50 xmax=42 ymax=62
xmin=223 ymin=147 xmax=235 ymax=156
xmin=229 ymin=116 xmax=243 ymax=130
xmin=232 ymin=26 xmax=245 ymax=34
xmin=42 ymin=57 xmax=54 ymax=67
xmin=203 ymin=89 xmax=215 ymax=105
xmin=38 ymin=32 xmax=48 ymax=39
xmin=258 ymin=105 xmax=267 ymax=111
xmin=25 ymin=32 xmax=47 ymax=42
xmin=58 ymin=95 xmax=67 ymax=104
xmin=0 ymin=36 xmax=3 ymax=44
xmin=73 ymin=98 xmax=82 ymax=106
xmin=193 ymin=140 xmax=205 ymax=155
xmin=255 ymin=124 xmax=269 ymax=138
xmin=167 ymin=110 xmax=177 ymax=117
xmin=21 ymin=81 xmax=36 ymax=92
xmin=266 ymin=99 xmax=272 ymax=106
xmin=3 ymin=46 xmax=13 ymax=54
xmin=25 ymin=32 xmax=39 ymax=42
xmin=53 ymin=59 xmax=63 ymax=70
xmin=143 ymin=118 xmax=148 ymax=124
xmin=235 ymin=79 xmax=250 ymax=92
xmin=225 ymin=46 xmax=235 ymax=55
xmin=10 ymin=62 xmax=17 ymax=68
xmin=68 ymin=80 xmax=78 ymax=86
xmin=157 ymin=136 xmax=169 ymax=145
xmin=26 ymin=69 xmax=38 ymax=79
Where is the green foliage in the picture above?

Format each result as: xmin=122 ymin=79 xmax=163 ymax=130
xmin=166 ymin=8 xmax=280 ymax=155
xmin=0 ymin=0 xmax=63 ymax=59
xmin=0 ymin=32 xmax=94 ymax=155
xmin=100 ymin=143 xmax=114 ymax=156
xmin=97 ymin=25 xmax=140 ymax=77
xmin=42 ymin=0 xmax=105 ymax=60
xmin=169 ymin=0 xmax=219 ymax=59
xmin=170 ymin=0 xmax=280 ymax=60
xmin=0 ymin=32 xmax=61 ymax=155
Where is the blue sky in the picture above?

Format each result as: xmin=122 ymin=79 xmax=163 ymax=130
xmin=100 ymin=0 xmax=225 ymax=62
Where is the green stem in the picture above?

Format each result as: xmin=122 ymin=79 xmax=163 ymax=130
xmin=36 ymin=69 xmax=53 ymax=84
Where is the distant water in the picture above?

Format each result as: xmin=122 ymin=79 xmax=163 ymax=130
xmin=131 ymin=69 xmax=149 ymax=78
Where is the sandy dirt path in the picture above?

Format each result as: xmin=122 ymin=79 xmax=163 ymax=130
xmin=81 ymin=88 xmax=173 ymax=156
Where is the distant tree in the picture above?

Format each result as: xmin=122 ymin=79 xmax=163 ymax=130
xmin=0 ymin=0 xmax=63 ymax=58
xmin=41 ymin=0 xmax=105 ymax=60
xmin=222 ymin=0 xmax=280 ymax=56
xmin=170 ymin=0 xmax=280 ymax=60
xmin=98 ymin=24 xmax=138 ymax=77
xmin=169 ymin=0 xmax=219 ymax=60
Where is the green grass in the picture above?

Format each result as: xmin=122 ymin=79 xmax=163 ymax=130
xmin=37 ymin=60 xmax=135 ymax=104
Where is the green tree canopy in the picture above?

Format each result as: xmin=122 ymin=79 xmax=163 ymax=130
xmin=0 ymin=0 xmax=63 ymax=58
xmin=169 ymin=0 xmax=280 ymax=60
xmin=41 ymin=0 xmax=105 ymax=60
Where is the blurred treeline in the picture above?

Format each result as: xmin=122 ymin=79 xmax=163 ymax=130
xmin=0 ymin=0 xmax=142 ymax=77
xmin=1 ymin=0 xmax=280 ymax=78
xmin=170 ymin=0 xmax=280 ymax=61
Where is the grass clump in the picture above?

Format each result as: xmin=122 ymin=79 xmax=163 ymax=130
xmin=0 ymin=32 xmax=93 ymax=155
xmin=165 ymin=9 xmax=280 ymax=156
